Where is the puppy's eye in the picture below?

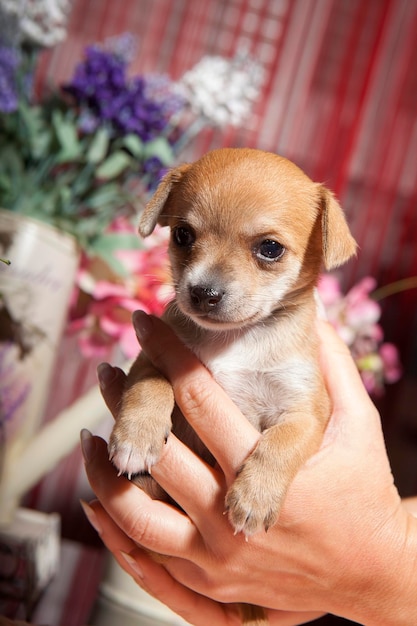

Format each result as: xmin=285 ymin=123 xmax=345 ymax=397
xmin=256 ymin=239 xmax=285 ymax=262
xmin=173 ymin=226 xmax=195 ymax=247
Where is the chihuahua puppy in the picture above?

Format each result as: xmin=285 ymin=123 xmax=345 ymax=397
xmin=109 ymin=148 xmax=356 ymax=625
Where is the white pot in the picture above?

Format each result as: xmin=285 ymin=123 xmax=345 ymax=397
xmin=0 ymin=210 xmax=79 ymax=519
xmin=93 ymin=555 xmax=189 ymax=625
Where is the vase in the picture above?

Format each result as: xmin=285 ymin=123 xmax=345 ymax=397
xmin=91 ymin=555 xmax=189 ymax=625
xmin=0 ymin=210 xmax=79 ymax=522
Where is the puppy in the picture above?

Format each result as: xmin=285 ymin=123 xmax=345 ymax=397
xmin=109 ymin=148 xmax=357 ymax=625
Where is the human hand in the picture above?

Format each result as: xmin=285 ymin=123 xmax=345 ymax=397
xmin=82 ymin=313 xmax=322 ymax=625
xmin=82 ymin=312 xmax=417 ymax=626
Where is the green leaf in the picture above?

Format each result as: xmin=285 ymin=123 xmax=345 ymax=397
xmin=86 ymin=127 xmax=110 ymax=164
xmin=58 ymin=185 xmax=72 ymax=209
xmin=95 ymin=151 xmax=133 ymax=180
xmin=18 ymin=103 xmax=43 ymax=138
xmin=52 ymin=110 xmax=83 ymax=161
xmin=94 ymin=232 xmax=143 ymax=252
xmin=90 ymin=232 xmax=144 ymax=276
xmin=143 ymin=137 xmax=174 ymax=165
xmin=31 ymin=129 xmax=53 ymax=160
xmin=83 ymin=182 xmax=123 ymax=209
xmin=70 ymin=162 xmax=95 ymax=197
xmin=17 ymin=103 xmax=51 ymax=159
xmin=120 ymin=134 xmax=144 ymax=158
xmin=33 ymin=153 xmax=57 ymax=186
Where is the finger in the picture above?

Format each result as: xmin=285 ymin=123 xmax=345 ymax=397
xmin=151 ymin=435 xmax=230 ymax=527
xmin=85 ymin=422 xmax=229 ymax=533
xmin=82 ymin=499 xmax=227 ymax=626
xmin=81 ymin=431 xmax=200 ymax=558
xmin=133 ymin=310 xmax=260 ymax=481
xmin=83 ymin=501 xmax=324 ymax=626
xmin=126 ymin=561 xmax=318 ymax=626
xmin=316 ymin=319 xmax=383 ymax=442
xmin=97 ymin=363 xmax=127 ymax=418
xmin=81 ymin=498 xmax=136 ymax=554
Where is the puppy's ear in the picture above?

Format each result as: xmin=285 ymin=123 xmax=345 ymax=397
xmin=319 ymin=185 xmax=357 ymax=270
xmin=139 ymin=163 xmax=191 ymax=237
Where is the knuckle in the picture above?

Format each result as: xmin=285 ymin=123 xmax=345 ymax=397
xmin=118 ymin=505 xmax=155 ymax=546
xmin=174 ymin=371 xmax=216 ymax=424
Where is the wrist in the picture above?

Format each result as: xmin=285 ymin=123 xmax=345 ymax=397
xmin=333 ymin=507 xmax=417 ymax=625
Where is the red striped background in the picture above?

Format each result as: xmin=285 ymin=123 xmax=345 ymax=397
xmin=27 ymin=0 xmax=417 ymax=554
xmin=37 ymin=0 xmax=417 ymax=291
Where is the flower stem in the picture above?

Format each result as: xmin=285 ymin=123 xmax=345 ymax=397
xmin=372 ymin=276 xmax=417 ymax=301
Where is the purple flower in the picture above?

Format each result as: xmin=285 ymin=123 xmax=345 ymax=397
xmin=63 ymin=45 xmax=175 ymax=143
xmin=63 ymin=46 xmax=128 ymax=106
xmin=142 ymin=157 xmax=167 ymax=190
xmin=0 ymin=45 xmax=20 ymax=113
xmin=104 ymin=32 xmax=138 ymax=64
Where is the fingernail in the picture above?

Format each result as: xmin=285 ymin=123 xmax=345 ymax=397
xmin=80 ymin=500 xmax=102 ymax=534
xmin=97 ymin=362 xmax=117 ymax=390
xmin=119 ymin=551 xmax=144 ymax=579
xmin=132 ymin=310 xmax=154 ymax=341
xmin=80 ymin=428 xmax=96 ymax=463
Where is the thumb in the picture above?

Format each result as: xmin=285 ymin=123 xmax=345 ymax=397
xmin=316 ymin=319 xmax=384 ymax=444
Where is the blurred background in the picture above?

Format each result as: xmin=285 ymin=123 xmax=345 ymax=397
xmin=2 ymin=0 xmax=417 ymax=624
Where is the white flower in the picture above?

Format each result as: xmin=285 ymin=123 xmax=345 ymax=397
xmin=0 ymin=0 xmax=71 ymax=47
xmin=178 ymin=51 xmax=265 ymax=127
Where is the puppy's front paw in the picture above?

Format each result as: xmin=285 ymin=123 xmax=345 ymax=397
xmin=225 ymin=457 xmax=286 ymax=536
xmin=108 ymin=413 xmax=171 ymax=478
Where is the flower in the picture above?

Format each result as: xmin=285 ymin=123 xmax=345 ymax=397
xmin=0 ymin=45 xmax=20 ymax=112
xmin=68 ymin=222 xmax=173 ymax=358
xmin=0 ymin=0 xmax=71 ymax=48
xmin=177 ymin=51 xmax=265 ymax=126
xmin=318 ymin=273 xmax=402 ymax=396
xmin=0 ymin=36 xmax=177 ymax=248
xmin=62 ymin=45 xmax=184 ymax=141
xmin=0 ymin=25 xmax=265 ymax=361
xmin=56 ymin=38 xmax=264 ymax=358
xmin=0 ymin=31 xmax=264 ymax=252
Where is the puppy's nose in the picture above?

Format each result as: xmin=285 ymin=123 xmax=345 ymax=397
xmin=190 ymin=286 xmax=224 ymax=312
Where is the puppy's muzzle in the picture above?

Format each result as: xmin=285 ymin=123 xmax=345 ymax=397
xmin=189 ymin=285 xmax=224 ymax=313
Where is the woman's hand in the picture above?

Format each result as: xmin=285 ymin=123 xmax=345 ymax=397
xmin=82 ymin=312 xmax=417 ymax=626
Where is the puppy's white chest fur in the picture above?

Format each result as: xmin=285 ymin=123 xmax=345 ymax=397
xmin=175 ymin=318 xmax=318 ymax=432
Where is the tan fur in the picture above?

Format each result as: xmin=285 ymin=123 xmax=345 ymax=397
xmin=108 ymin=148 xmax=357 ymax=625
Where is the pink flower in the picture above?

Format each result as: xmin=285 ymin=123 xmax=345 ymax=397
xmin=379 ymin=342 xmax=402 ymax=384
xmin=343 ymin=277 xmax=380 ymax=330
xmin=68 ymin=224 xmax=173 ymax=358
xmin=318 ymin=273 xmax=402 ymax=395
xmin=317 ymin=274 xmax=341 ymax=307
